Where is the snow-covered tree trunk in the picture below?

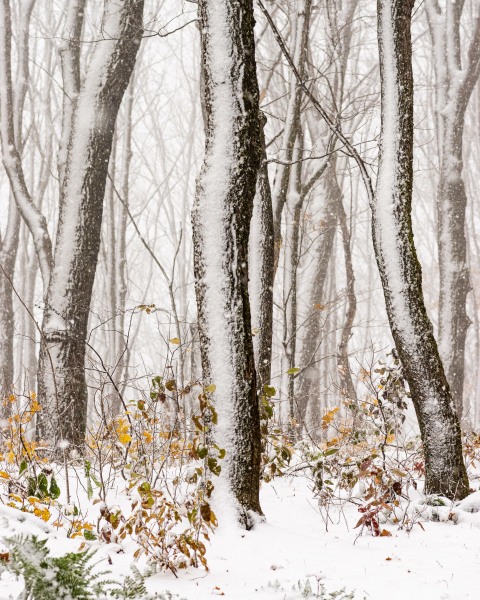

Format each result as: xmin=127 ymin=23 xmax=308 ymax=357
xmin=249 ymin=117 xmax=274 ymax=390
xmin=425 ymin=1 xmax=480 ymax=420
xmin=0 ymin=0 xmax=52 ymax=290
xmin=374 ymin=0 xmax=469 ymax=499
xmin=193 ymin=0 xmax=263 ymax=525
xmin=0 ymin=0 xmax=36 ymax=406
xmin=0 ymin=194 xmax=19 ymax=405
xmin=36 ymin=0 xmax=144 ymax=450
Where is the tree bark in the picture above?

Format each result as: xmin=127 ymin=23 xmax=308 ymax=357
xmin=249 ymin=117 xmax=274 ymax=390
xmin=36 ymin=0 xmax=144 ymax=451
xmin=374 ymin=0 xmax=469 ymax=499
xmin=193 ymin=0 xmax=263 ymax=525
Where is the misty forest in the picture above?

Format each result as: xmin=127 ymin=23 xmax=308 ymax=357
xmin=0 ymin=0 xmax=480 ymax=598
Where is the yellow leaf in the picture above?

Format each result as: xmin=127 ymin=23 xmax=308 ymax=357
xmin=30 ymin=401 xmax=42 ymax=413
xmin=143 ymin=431 xmax=153 ymax=443
xmin=34 ymin=507 xmax=50 ymax=522
xmin=0 ymin=471 xmax=10 ymax=479
xmin=118 ymin=433 xmax=132 ymax=445
xmin=386 ymin=433 xmax=395 ymax=444
xmin=169 ymin=337 xmax=181 ymax=345
xmin=205 ymin=384 xmax=216 ymax=393
xmin=7 ymin=452 xmax=14 ymax=464
xmin=321 ymin=407 xmax=339 ymax=429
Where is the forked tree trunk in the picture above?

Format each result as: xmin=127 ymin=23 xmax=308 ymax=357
xmin=374 ymin=0 xmax=468 ymax=499
xmin=36 ymin=0 xmax=144 ymax=450
xmin=425 ymin=1 xmax=480 ymax=420
xmin=193 ymin=0 xmax=263 ymax=525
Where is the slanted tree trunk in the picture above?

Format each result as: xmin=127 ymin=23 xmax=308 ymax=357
xmin=193 ymin=0 xmax=263 ymax=525
xmin=425 ymin=1 xmax=480 ymax=420
xmin=374 ymin=0 xmax=468 ymax=499
xmin=36 ymin=0 xmax=144 ymax=450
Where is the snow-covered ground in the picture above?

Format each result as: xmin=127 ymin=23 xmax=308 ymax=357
xmin=1 ymin=475 xmax=480 ymax=600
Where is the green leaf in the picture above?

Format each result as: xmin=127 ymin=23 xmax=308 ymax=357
xmin=197 ymin=447 xmax=208 ymax=459
xmin=287 ymin=367 xmax=300 ymax=375
xmin=138 ymin=482 xmax=151 ymax=496
xmin=38 ymin=473 xmax=48 ymax=497
xmin=207 ymin=457 xmax=221 ymax=476
xmin=49 ymin=477 xmax=60 ymax=500
xmin=83 ymin=530 xmax=97 ymax=541
xmin=324 ymin=448 xmax=339 ymax=456
xmin=205 ymin=384 xmax=216 ymax=393
xmin=263 ymin=385 xmax=276 ymax=398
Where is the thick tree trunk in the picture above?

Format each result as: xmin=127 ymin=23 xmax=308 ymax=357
xmin=37 ymin=0 xmax=144 ymax=451
xmin=193 ymin=0 xmax=263 ymax=525
xmin=374 ymin=0 xmax=468 ymax=499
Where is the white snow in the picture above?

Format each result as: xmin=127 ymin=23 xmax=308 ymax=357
xmin=2 ymin=475 xmax=480 ymax=599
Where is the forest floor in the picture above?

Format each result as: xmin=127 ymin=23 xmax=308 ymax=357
xmin=1 ymin=474 xmax=480 ymax=600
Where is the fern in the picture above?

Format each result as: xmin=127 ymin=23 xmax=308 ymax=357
xmin=0 ymin=534 xmax=112 ymax=600
xmin=0 ymin=534 xmax=187 ymax=600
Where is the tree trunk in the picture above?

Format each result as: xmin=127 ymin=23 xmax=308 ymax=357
xmin=193 ymin=0 xmax=263 ymax=525
xmin=374 ymin=0 xmax=468 ymax=499
xmin=336 ymin=180 xmax=357 ymax=405
xmin=295 ymin=162 xmax=338 ymax=427
xmin=249 ymin=118 xmax=274 ymax=390
xmin=0 ymin=194 xmax=19 ymax=405
xmin=271 ymin=0 xmax=311 ymax=270
xmin=36 ymin=0 xmax=144 ymax=451
xmin=424 ymin=1 xmax=480 ymax=420
xmin=0 ymin=0 xmax=36 ymax=408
